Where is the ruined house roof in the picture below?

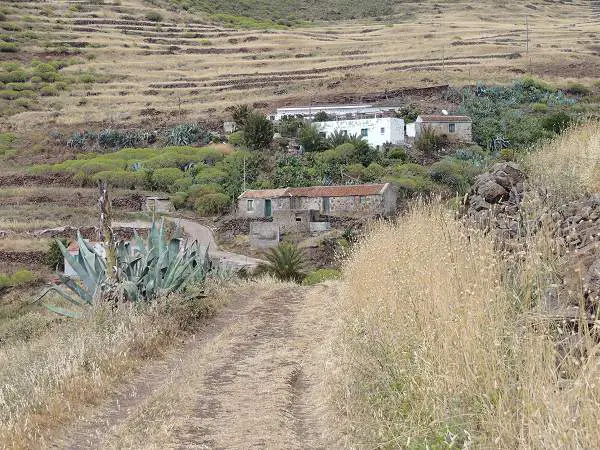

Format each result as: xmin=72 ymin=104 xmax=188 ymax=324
xmin=239 ymin=184 xmax=389 ymax=199
xmin=238 ymin=188 xmax=288 ymax=199
xmin=417 ymin=115 xmax=472 ymax=123
xmin=287 ymin=184 xmax=389 ymax=197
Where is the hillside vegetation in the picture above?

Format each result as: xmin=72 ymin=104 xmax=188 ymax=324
xmin=0 ymin=0 xmax=597 ymax=127
xmin=333 ymin=123 xmax=600 ymax=447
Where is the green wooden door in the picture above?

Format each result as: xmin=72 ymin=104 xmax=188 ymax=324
xmin=265 ymin=199 xmax=272 ymax=217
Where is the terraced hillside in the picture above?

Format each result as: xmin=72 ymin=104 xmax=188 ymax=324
xmin=1 ymin=0 xmax=598 ymax=128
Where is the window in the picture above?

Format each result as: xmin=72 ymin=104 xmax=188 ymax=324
xmin=246 ymin=199 xmax=254 ymax=211
xmin=359 ymin=196 xmax=366 ymax=204
xmin=380 ymin=127 xmax=385 ymax=134
xmin=342 ymin=130 xmax=348 ymax=136
xmin=318 ymin=132 xmax=326 ymax=138
xmin=361 ymin=128 xmax=368 ymax=137
xmin=449 ymin=123 xmax=456 ymax=133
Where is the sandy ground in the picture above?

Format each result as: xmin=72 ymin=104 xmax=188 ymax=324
xmin=51 ymin=281 xmax=341 ymax=449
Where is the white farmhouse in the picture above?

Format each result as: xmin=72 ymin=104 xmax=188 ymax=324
xmin=271 ymin=104 xmax=399 ymax=121
xmin=313 ymin=117 xmax=405 ymax=149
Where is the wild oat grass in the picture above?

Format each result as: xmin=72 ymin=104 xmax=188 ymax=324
xmin=523 ymin=121 xmax=600 ymax=202
xmin=335 ymin=200 xmax=600 ymax=448
xmin=0 ymin=288 xmax=215 ymax=449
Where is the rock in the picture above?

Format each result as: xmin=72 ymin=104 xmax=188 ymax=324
xmin=478 ymin=180 xmax=508 ymax=203
xmin=583 ymin=259 xmax=600 ymax=307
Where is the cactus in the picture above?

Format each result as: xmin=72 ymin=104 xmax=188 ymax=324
xmin=36 ymin=219 xmax=210 ymax=317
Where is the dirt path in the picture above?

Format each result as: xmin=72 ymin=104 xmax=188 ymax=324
xmin=52 ymin=281 xmax=340 ymax=449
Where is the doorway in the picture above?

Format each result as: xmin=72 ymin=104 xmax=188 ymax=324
xmin=265 ymin=199 xmax=272 ymax=218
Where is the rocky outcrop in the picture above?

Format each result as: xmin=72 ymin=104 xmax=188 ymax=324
xmin=466 ymin=162 xmax=526 ymax=239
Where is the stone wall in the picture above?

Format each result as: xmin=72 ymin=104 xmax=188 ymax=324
xmin=249 ymin=222 xmax=280 ymax=248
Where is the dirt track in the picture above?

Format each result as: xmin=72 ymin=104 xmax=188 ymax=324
xmin=52 ymin=282 xmax=340 ymax=449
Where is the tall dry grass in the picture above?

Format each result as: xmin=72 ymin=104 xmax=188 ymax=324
xmin=523 ymin=121 xmax=600 ymax=202
xmin=0 ymin=288 xmax=217 ymax=449
xmin=335 ymin=199 xmax=600 ymax=448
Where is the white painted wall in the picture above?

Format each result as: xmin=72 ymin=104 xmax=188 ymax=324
xmin=405 ymin=122 xmax=416 ymax=138
xmin=313 ymin=117 xmax=405 ymax=148
xmin=273 ymin=105 xmax=399 ymax=121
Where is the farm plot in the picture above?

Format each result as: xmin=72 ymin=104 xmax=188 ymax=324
xmin=0 ymin=0 xmax=598 ymax=127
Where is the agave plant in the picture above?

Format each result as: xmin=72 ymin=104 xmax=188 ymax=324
xmin=36 ymin=220 xmax=210 ymax=317
xmin=255 ymin=243 xmax=307 ymax=283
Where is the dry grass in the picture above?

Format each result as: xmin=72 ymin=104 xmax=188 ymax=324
xmin=5 ymin=0 xmax=599 ymax=128
xmin=0 ymin=285 xmax=218 ymax=449
xmin=523 ymin=121 xmax=600 ymax=203
xmin=0 ymin=238 xmax=49 ymax=251
xmin=333 ymin=196 xmax=600 ymax=448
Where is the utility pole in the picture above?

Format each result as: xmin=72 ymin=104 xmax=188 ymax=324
xmin=525 ymin=15 xmax=529 ymax=56
xmin=242 ymin=156 xmax=246 ymax=192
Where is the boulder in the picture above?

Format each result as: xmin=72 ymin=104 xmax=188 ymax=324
xmin=583 ymin=258 xmax=600 ymax=308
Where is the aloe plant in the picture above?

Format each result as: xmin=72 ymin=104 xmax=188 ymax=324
xmin=36 ymin=219 xmax=210 ymax=317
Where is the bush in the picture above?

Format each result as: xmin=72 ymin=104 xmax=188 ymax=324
xmin=39 ymin=85 xmax=58 ymax=96
xmin=172 ymin=177 xmax=193 ymax=192
xmin=564 ymin=82 xmax=590 ymax=96
xmin=32 ymin=63 xmax=58 ymax=82
xmin=429 ymin=158 xmax=480 ymax=193
xmin=171 ymin=191 xmax=188 ymax=210
xmin=542 ymin=111 xmax=572 ymax=134
xmin=0 ymin=42 xmax=17 ymax=52
xmin=0 ymin=89 xmax=19 ymax=100
xmin=228 ymin=130 xmax=245 ymax=146
xmin=152 ymin=167 xmax=184 ymax=192
xmin=92 ymin=170 xmax=143 ymax=189
xmin=43 ymin=238 xmax=68 ymax=271
xmin=302 ymin=268 xmax=341 ymax=285
xmin=0 ymin=269 xmax=36 ymax=288
xmin=364 ymin=162 xmax=385 ymax=181
xmin=299 ymin=124 xmax=326 ymax=152
xmin=256 ymin=243 xmax=307 ymax=282
xmin=313 ymin=111 xmax=331 ymax=121
xmin=231 ymin=104 xmax=251 ymax=127
xmin=531 ymin=103 xmax=548 ymax=113
xmin=243 ymin=113 xmax=273 ymax=151
xmin=145 ymin=11 xmax=163 ymax=22
xmin=195 ymin=167 xmax=227 ymax=184
xmin=194 ymin=192 xmax=230 ymax=216
xmin=415 ymin=127 xmax=448 ymax=154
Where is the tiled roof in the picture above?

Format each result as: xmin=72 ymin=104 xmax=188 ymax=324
xmin=287 ymin=184 xmax=388 ymax=197
xmin=239 ymin=184 xmax=389 ymax=199
xmin=238 ymin=188 xmax=288 ymax=199
xmin=418 ymin=115 xmax=472 ymax=123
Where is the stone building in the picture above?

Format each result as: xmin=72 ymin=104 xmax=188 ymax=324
xmin=238 ymin=183 xmax=397 ymax=219
xmin=415 ymin=115 xmax=472 ymax=143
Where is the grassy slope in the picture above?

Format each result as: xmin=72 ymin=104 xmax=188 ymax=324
xmin=333 ymin=123 xmax=600 ymax=447
xmin=0 ymin=0 xmax=597 ymax=128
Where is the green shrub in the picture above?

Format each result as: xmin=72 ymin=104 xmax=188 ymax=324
xmin=228 ymin=130 xmax=245 ymax=146
xmin=302 ymin=268 xmax=341 ymax=285
xmin=167 ymin=123 xmax=208 ymax=146
xmin=344 ymin=163 xmax=365 ymax=179
xmin=0 ymin=42 xmax=17 ymax=52
xmin=0 ymin=89 xmax=19 ymax=100
xmin=194 ymin=192 xmax=230 ymax=216
xmin=195 ymin=167 xmax=227 ymax=184
xmin=243 ymin=112 xmax=273 ymax=151
xmin=256 ymin=243 xmax=307 ymax=282
xmin=564 ymin=82 xmax=590 ymax=96
xmin=231 ymin=104 xmax=251 ymax=127
xmin=0 ymin=69 xmax=28 ymax=83
xmin=313 ymin=111 xmax=331 ymax=121
xmin=542 ymin=111 xmax=572 ymax=134
xmin=92 ymin=170 xmax=143 ymax=189
xmin=364 ymin=162 xmax=385 ymax=181
xmin=299 ymin=124 xmax=326 ymax=152
xmin=145 ymin=11 xmax=163 ymax=22
xmin=39 ymin=85 xmax=58 ymax=96
xmin=415 ymin=127 xmax=448 ymax=154
xmin=386 ymin=146 xmax=407 ymax=161
xmin=32 ymin=63 xmax=58 ymax=82
xmin=429 ymin=158 xmax=480 ymax=194
xmin=43 ymin=238 xmax=68 ymax=270
xmin=152 ymin=167 xmax=185 ymax=192
xmin=0 ymin=269 xmax=36 ymax=288
xmin=79 ymin=73 xmax=95 ymax=83
xmin=173 ymin=177 xmax=193 ymax=192
xmin=171 ymin=191 xmax=188 ymax=210
xmin=531 ymin=102 xmax=548 ymax=113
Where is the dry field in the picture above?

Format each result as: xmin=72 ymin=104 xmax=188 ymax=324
xmin=1 ymin=0 xmax=599 ymax=128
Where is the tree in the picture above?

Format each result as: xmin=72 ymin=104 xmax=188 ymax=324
xmin=313 ymin=111 xmax=331 ymax=121
xmin=243 ymin=113 xmax=274 ymax=151
xmin=348 ymin=135 xmax=379 ymax=166
xmin=299 ymin=124 xmax=327 ymax=152
xmin=326 ymin=130 xmax=350 ymax=148
xmin=231 ymin=104 xmax=252 ymax=128
xmin=256 ymin=243 xmax=307 ymax=282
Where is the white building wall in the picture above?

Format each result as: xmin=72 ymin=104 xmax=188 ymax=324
xmin=273 ymin=105 xmax=399 ymax=121
xmin=405 ymin=123 xmax=416 ymax=138
xmin=313 ymin=117 xmax=405 ymax=148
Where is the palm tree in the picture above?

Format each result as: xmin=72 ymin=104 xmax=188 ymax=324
xmin=256 ymin=243 xmax=307 ymax=282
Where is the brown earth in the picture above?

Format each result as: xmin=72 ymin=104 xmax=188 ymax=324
xmin=51 ymin=282 xmax=341 ymax=449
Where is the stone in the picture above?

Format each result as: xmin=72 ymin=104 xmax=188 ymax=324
xmin=478 ymin=180 xmax=508 ymax=203
xmin=584 ymin=259 xmax=600 ymax=307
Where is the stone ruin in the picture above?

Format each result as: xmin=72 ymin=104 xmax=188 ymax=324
xmin=465 ymin=162 xmax=600 ymax=316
